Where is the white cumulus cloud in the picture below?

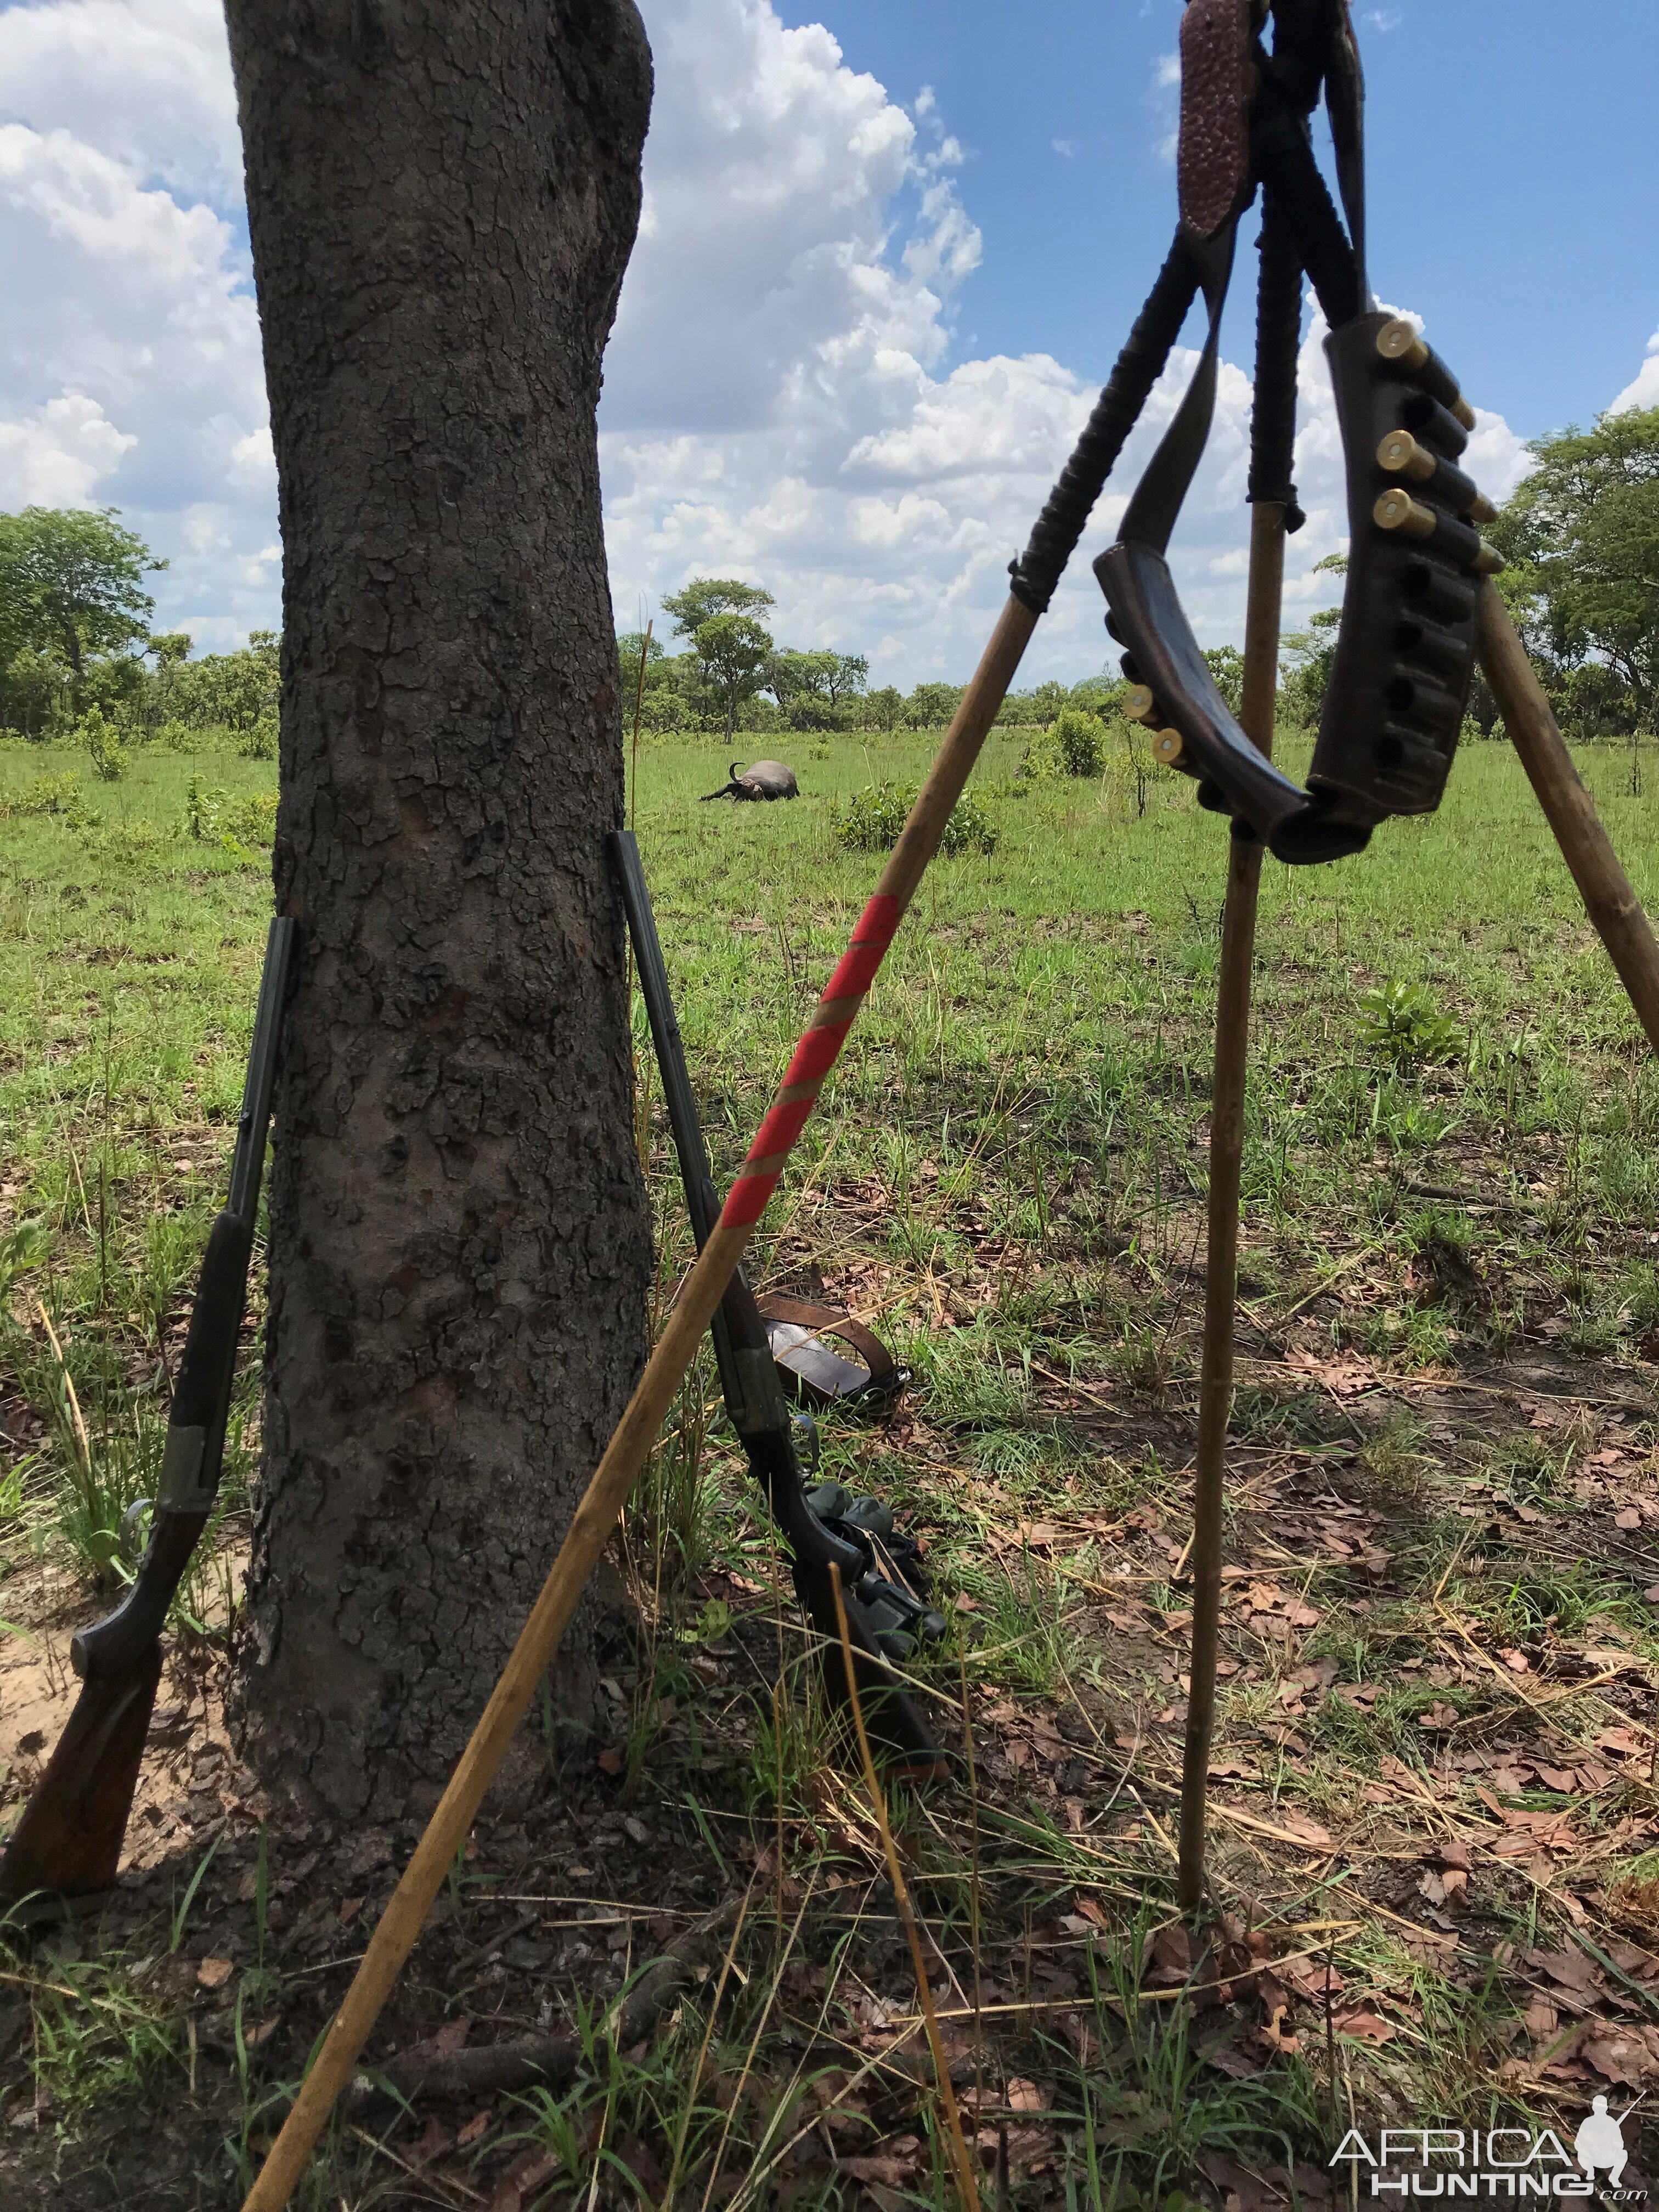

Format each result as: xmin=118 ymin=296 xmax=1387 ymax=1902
xmin=1610 ymin=329 xmax=1659 ymax=417
xmin=0 ymin=0 xmax=241 ymax=201
xmin=0 ymin=0 xmax=1640 ymax=680
xmin=0 ymin=388 xmax=132 ymax=505
xmin=0 ymin=4 xmax=270 ymax=650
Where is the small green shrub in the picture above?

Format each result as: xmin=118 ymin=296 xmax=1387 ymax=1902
xmin=1019 ymin=732 xmax=1057 ymax=780
xmin=184 ymin=778 xmax=277 ymax=850
xmin=834 ymin=780 xmax=996 ymax=856
xmin=222 ymin=792 xmax=278 ymax=845
xmin=1618 ymin=1263 xmax=1659 ymax=1339
xmin=185 ymin=774 xmax=225 ymax=839
xmin=1020 ymin=707 xmax=1106 ymax=781
xmin=0 ymin=769 xmax=95 ymax=826
xmin=1051 ymin=706 xmax=1106 ymax=776
xmin=90 ymin=818 xmax=166 ymax=864
xmin=1022 ymin=712 xmax=1110 ymax=783
xmin=0 ymin=1219 xmax=49 ymax=1306
xmin=239 ymin=713 xmax=278 ymax=761
xmin=80 ymin=707 xmax=128 ymax=781
xmin=1357 ymin=979 xmax=1465 ymax=1066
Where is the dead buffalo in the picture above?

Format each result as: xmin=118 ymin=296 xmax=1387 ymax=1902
xmin=700 ymin=759 xmax=799 ymax=803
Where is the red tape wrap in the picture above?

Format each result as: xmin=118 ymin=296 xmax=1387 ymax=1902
xmin=714 ymin=894 xmax=904 ymax=1234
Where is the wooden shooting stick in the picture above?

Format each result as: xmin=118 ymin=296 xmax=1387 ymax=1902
xmin=1174 ymin=574 xmax=1659 ymax=1919
xmin=1476 ymin=584 xmax=1659 ymax=1056
xmin=240 ymin=595 xmax=1036 ymax=2212
xmin=1177 ymin=499 xmax=1286 ymax=1915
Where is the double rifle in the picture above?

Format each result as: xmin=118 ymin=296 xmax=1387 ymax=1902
xmin=1 ymin=868 xmax=946 ymax=1901
xmin=1 ymin=920 xmax=296 ymax=1901
xmin=2 ymin=1 xmax=1644 ymax=2198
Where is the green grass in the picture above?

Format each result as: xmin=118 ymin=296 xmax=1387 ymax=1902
xmin=6 ymin=719 xmax=1659 ymax=2197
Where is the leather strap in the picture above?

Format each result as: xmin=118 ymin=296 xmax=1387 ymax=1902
xmin=755 ymin=1294 xmax=905 ymax=1409
xmin=1119 ymin=222 xmax=1238 ymax=556
xmin=1323 ymin=0 xmax=1369 ymax=308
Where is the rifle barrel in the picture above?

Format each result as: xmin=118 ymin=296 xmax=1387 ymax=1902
xmin=610 ymin=833 xmax=719 ymax=1251
xmin=227 ymin=918 xmax=297 ymax=1221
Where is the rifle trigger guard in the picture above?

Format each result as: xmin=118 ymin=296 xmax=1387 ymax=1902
xmin=118 ymin=1498 xmax=153 ymax=1567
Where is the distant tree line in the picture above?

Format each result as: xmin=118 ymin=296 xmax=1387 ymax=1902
xmin=0 ymin=505 xmax=278 ymax=754
xmin=10 ymin=398 xmax=1654 ymax=765
xmin=619 ymin=575 xmax=1129 ymax=738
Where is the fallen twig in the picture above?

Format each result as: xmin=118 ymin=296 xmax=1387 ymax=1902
xmin=349 ymin=1895 xmax=743 ymax=2106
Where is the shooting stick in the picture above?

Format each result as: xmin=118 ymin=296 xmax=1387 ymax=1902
xmin=1177 ymin=174 xmax=1302 ymax=1913
xmin=1172 ymin=578 xmax=1659 ymax=1922
xmin=240 ymin=599 xmax=1035 ymax=2212
xmin=1476 ymin=585 xmax=1659 ymax=1056
xmin=1177 ymin=501 xmax=1286 ymax=1914
xmin=245 ymin=232 xmax=1204 ymax=2209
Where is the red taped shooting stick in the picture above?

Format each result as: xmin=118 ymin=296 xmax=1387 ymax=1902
xmin=240 ymin=596 xmax=1035 ymax=2211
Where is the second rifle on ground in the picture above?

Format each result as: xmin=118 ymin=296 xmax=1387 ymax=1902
xmin=610 ymin=830 xmax=947 ymax=1777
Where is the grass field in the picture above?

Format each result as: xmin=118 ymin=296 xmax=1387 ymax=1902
xmin=5 ymin=721 xmax=1659 ymax=2207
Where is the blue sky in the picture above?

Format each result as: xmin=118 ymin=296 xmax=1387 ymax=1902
xmin=0 ymin=0 xmax=1653 ymax=685
xmin=776 ymin=0 xmax=1659 ymax=442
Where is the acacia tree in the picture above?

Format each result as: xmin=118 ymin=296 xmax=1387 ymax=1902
xmin=823 ymin=653 xmax=868 ymax=710
xmin=764 ymin=647 xmax=836 ymax=716
xmin=661 ymin=576 xmax=774 ymax=639
xmin=224 ymin=0 xmax=654 ymax=1819
xmin=0 ymin=506 xmax=164 ymax=716
xmin=695 ymin=612 xmax=771 ymax=740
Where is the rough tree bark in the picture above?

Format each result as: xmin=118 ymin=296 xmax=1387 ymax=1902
xmin=223 ymin=0 xmax=654 ymax=1820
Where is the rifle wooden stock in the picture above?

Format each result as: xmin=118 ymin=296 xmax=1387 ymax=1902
xmin=0 ymin=1650 xmax=163 ymax=1900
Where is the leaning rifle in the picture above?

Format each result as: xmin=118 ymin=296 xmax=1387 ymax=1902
xmin=608 ymin=831 xmax=947 ymax=1777
xmin=1 ymin=917 xmax=297 ymax=1900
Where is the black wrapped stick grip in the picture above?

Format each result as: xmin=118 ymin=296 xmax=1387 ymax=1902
xmin=1010 ymin=236 xmax=1201 ymax=614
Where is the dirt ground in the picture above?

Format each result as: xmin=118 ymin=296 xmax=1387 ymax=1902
xmin=6 ymin=1294 xmax=1659 ymax=2210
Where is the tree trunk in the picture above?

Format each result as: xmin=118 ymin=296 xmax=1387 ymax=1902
xmin=223 ymin=0 xmax=654 ymax=1821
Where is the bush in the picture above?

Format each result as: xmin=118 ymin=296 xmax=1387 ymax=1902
xmin=1019 ymin=730 xmax=1063 ymax=780
xmin=239 ymin=713 xmax=278 ymax=761
xmin=834 ymin=780 xmax=996 ymax=856
xmin=184 ymin=778 xmax=278 ymax=849
xmin=0 ymin=770 xmax=95 ymax=826
xmin=1357 ymin=980 xmax=1465 ymax=1067
xmin=1021 ymin=707 xmax=1106 ymax=780
xmin=1052 ymin=707 xmax=1105 ymax=777
xmin=184 ymin=775 xmax=223 ymax=839
xmin=221 ymin=792 xmax=279 ymax=845
xmin=81 ymin=707 xmax=128 ymax=782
